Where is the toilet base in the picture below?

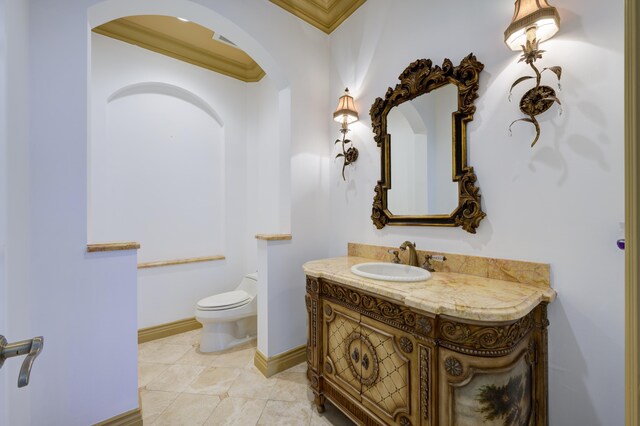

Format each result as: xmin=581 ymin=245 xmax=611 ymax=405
xmin=198 ymin=316 xmax=257 ymax=353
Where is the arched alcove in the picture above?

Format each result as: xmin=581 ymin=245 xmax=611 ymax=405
xmin=88 ymin=0 xmax=292 ymax=234
xmin=108 ymin=81 xmax=225 ymax=126
xmin=87 ymin=0 xmax=291 ymax=340
xmin=95 ymin=82 xmax=225 ymax=262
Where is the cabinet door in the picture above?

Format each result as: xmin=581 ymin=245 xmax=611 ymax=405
xmin=438 ymin=337 xmax=535 ymax=426
xmin=322 ymin=300 xmax=362 ymax=401
xmin=359 ymin=314 xmax=420 ymax=426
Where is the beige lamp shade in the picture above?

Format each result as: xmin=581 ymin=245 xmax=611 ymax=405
xmin=504 ymin=0 xmax=560 ymax=51
xmin=333 ymin=88 xmax=359 ymax=124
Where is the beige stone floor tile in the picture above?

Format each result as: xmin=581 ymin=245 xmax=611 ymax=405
xmin=138 ymin=331 xmax=357 ymax=425
xmin=257 ymin=400 xmax=312 ymax=425
xmin=139 ymin=342 xmax=192 ymax=364
xmin=153 ymin=393 xmax=220 ymax=426
xmin=203 ymin=396 xmax=267 ymax=426
xmin=139 ymin=362 xmax=170 ymax=388
xmin=269 ymin=372 xmax=313 ymax=403
xmin=309 ymin=401 xmax=353 ymax=425
xmin=227 ymin=367 xmax=277 ymax=400
xmin=175 ymin=346 xmax=218 ymax=367
xmin=159 ymin=329 xmax=201 ymax=346
xmin=185 ymin=367 xmax=241 ymax=395
xmin=139 ymin=389 xmax=180 ymax=424
xmin=210 ymin=346 xmax=255 ymax=369
xmin=234 ymin=338 xmax=257 ymax=350
xmin=147 ymin=364 xmax=205 ymax=393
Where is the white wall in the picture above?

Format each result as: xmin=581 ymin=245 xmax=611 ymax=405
xmin=329 ymin=0 xmax=624 ymax=424
xmin=5 ymin=0 xmax=331 ymax=423
xmin=90 ymin=33 xmax=272 ymax=328
xmin=245 ymin=76 xmax=280 ymax=268
xmin=1 ymin=0 xmax=32 ymax=424
xmin=0 ymin=1 xmax=9 ymax=421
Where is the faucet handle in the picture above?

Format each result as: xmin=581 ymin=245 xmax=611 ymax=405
xmin=422 ymin=255 xmax=435 ymax=272
xmin=422 ymin=254 xmax=447 ymax=272
xmin=387 ymin=249 xmax=401 ymax=264
xmin=429 ymin=255 xmax=446 ymax=262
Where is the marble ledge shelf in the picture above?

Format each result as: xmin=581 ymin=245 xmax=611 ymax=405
xmin=87 ymin=242 xmax=141 ymax=252
xmin=138 ymin=255 xmax=225 ymax=269
xmin=255 ymin=234 xmax=292 ymax=241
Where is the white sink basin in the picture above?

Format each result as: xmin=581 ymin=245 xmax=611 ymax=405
xmin=350 ymin=262 xmax=431 ymax=282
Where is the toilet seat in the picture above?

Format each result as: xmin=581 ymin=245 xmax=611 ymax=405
xmin=197 ymin=290 xmax=251 ymax=311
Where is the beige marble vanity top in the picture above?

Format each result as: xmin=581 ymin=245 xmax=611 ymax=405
xmin=303 ymin=256 xmax=556 ymax=322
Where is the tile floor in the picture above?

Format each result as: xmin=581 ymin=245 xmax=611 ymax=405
xmin=138 ymin=329 xmax=353 ymax=425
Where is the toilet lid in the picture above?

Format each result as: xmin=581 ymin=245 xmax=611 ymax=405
xmin=197 ymin=290 xmax=251 ymax=310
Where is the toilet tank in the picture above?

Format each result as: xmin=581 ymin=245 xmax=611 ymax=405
xmin=236 ymin=273 xmax=258 ymax=297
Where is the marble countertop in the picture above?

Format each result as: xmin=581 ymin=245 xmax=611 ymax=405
xmin=303 ymin=256 xmax=556 ymax=322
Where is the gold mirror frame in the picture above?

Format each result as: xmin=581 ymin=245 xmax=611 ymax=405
xmin=370 ymin=53 xmax=486 ymax=234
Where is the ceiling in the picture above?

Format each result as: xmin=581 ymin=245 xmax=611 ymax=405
xmin=93 ymin=15 xmax=265 ymax=82
xmin=270 ymin=0 xmax=366 ymax=34
xmin=92 ymin=2 xmax=366 ymax=81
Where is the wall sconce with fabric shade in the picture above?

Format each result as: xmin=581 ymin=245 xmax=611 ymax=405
xmin=333 ymin=88 xmax=359 ymax=180
xmin=505 ymin=0 xmax=563 ymax=147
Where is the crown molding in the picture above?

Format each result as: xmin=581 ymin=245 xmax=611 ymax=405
xmin=93 ymin=19 xmax=265 ymax=82
xmin=269 ymin=0 xmax=366 ymax=33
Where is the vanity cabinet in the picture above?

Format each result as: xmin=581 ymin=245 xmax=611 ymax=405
xmin=321 ymin=299 xmax=421 ymax=425
xmin=305 ymin=276 xmax=549 ymax=426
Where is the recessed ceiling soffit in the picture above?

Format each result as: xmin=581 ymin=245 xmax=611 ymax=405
xmin=269 ymin=0 xmax=366 ymax=33
xmin=92 ymin=15 xmax=265 ymax=82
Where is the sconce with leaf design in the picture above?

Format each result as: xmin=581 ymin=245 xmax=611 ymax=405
xmin=333 ymin=88 xmax=359 ymax=180
xmin=505 ymin=0 xmax=562 ymax=147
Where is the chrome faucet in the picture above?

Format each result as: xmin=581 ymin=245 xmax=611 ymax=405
xmin=399 ymin=241 xmax=419 ymax=267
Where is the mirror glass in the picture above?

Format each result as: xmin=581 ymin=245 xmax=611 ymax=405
xmin=387 ymin=84 xmax=458 ymax=215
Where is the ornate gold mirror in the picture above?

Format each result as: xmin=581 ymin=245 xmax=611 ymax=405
xmin=370 ymin=54 xmax=486 ymax=233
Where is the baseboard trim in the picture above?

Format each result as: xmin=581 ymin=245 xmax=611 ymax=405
xmin=94 ymin=408 xmax=142 ymax=426
xmin=254 ymin=344 xmax=306 ymax=377
xmin=138 ymin=317 xmax=202 ymax=344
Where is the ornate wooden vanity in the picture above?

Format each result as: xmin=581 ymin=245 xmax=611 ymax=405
xmin=304 ymin=253 xmax=555 ymax=426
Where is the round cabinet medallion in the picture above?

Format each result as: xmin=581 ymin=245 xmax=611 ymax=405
xmin=324 ymin=305 xmax=332 ymax=316
xmin=444 ymin=356 xmax=463 ymax=377
xmin=399 ymin=416 xmax=412 ymax=426
xmin=399 ymin=337 xmax=413 ymax=353
xmin=324 ymin=361 xmax=333 ymax=374
xmin=417 ymin=316 xmax=432 ymax=335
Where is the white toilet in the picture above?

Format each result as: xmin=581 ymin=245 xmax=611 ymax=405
xmin=195 ymin=273 xmax=258 ymax=353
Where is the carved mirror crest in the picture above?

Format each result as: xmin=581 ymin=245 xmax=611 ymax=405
xmin=370 ymin=53 xmax=486 ymax=234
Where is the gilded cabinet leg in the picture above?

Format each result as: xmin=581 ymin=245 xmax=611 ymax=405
xmin=314 ymin=394 xmax=326 ymax=413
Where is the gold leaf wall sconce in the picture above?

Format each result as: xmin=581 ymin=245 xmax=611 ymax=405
xmin=333 ymin=88 xmax=359 ymax=180
xmin=505 ymin=0 xmax=563 ymax=147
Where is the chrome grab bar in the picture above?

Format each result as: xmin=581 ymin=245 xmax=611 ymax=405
xmin=0 ymin=335 xmax=44 ymax=388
